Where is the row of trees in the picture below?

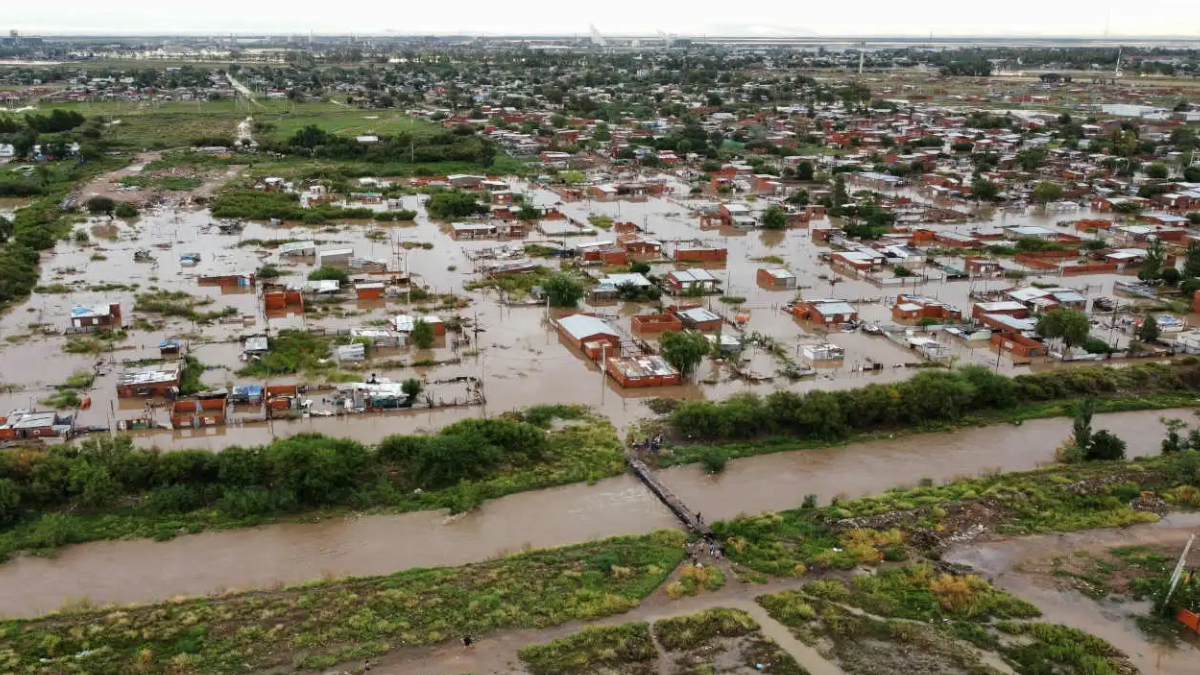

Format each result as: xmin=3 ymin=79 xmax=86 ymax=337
xmin=271 ymin=124 xmax=496 ymax=167
xmin=0 ymin=416 xmax=555 ymax=527
xmin=670 ymin=360 xmax=1200 ymax=442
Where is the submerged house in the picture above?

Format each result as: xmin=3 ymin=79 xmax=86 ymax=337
xmin=68 ymin=303 xmax=122 ymax=331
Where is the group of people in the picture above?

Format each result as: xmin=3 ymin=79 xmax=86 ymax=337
xmin=686 ymin=534 xmax=723 ymax=564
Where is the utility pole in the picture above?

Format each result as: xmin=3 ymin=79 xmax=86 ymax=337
xmin=599 ymin=342 xmax=607 ymax=405
xmin=1161 ymin=534 xmax=1195 ymax=615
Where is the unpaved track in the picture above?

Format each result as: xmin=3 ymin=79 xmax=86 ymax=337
xmin=361 ymin=559 xmax=843 ymax=675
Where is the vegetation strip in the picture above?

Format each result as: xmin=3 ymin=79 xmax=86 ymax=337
xmin=0 ymin=405 xmax=623 ymax=561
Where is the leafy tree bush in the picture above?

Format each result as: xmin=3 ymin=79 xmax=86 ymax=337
xmin=0 ymin=479 xmax=20 ymax=525
xmin=760 ymin=206 xmax=787 ymax=230
xmin=1032 ymin=182 xmax=1063 ymax=204
xmin=1137 ymin=315 xmax=1161 ymax=344
xmin=660 ymin=330 xmax=710 ymax=378
xmin=669 ymin=360 xmax=1200 ymax=442
xmin=543 ymin=272 xmax=585 ymax=307
xmin=426 ymin=190 xmax=488 ymax=219
xmin=307 ymin=266 xmax=349 ymax=284
xmin=86 ymin=196 xmax=116 ymax=215
xmin=411 ymin=319 xmax=435 ymax=349
xmin=114 ymin=202 xmax=139 ymax=218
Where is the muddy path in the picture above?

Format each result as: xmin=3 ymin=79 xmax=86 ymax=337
xmin=358 ymin=557 xmax=843 ymax=675
xmin=946 ymin=513 xmax=1200 ymax=675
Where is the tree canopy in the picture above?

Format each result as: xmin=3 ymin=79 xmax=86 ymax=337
xmin=1035 ymin=309 xmax=1090 ymax=350
xmin=660 ymin=330 xmax=710 ymax=378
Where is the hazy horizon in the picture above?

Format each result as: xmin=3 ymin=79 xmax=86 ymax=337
xmin=7 ymin=1 xmax=1200 ymax=40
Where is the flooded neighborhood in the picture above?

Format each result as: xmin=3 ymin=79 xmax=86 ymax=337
xmin=2 ymin=26 xmax=1200 ymax=675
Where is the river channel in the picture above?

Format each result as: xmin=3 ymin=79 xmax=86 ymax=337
xmin=0 ymin=407 xmax=1190 ymax=618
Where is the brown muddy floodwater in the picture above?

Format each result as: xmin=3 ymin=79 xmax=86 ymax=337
xmin=0 ymin=474 xmax=674 ymax=619
xmin=947 ymin=513 xmax=1200 ymax=675
xmin=0 ymin=407 xmax=1186 ymax=619
xmin=665 ymin=407 xmax=1191 ymax=520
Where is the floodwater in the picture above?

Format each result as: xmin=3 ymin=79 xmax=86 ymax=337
xmin=0 ymin=473 xmax=676 ymax=618
xmin=1 ymin=170 xmax=1184 ymax=448
xmin=663 ymin=407 xmax=1191 ymax=520
xmin=0 ymin=407 xmax=1185 ymax=618
xmin=947 ymin=513 xmax=1200 ymax=675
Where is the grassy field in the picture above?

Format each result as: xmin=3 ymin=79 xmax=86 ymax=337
xmin=260 ymin=106 xmax=437 ymax=142
xmin=712 ymin=449 xmax=1200 ymax=578
xmin=0 ymin=531 xmax=686 ymax=675
xmin=518 ymin=608 xmax=809 ymax=675
xmin=20 ymin=100 xmax=440 ymax=150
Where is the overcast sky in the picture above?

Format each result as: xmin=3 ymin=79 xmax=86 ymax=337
xmin=6 ymin=1 xmax=1200 ymax=37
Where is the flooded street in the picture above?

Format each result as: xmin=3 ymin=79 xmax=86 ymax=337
xmin=0 ymin=407 xmax=1185 ymax=618
xmin=947 ymin=513 xmax=1200 ymax=675
xmin=1 ymin=173 xmax=1182 ymax=447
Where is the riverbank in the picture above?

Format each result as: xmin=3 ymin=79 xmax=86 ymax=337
xmin=0 ymin=531 xmax=687 ymax=675
xmin=657 ymin=392 xmax=1199 ymax=468
xmin=8 ymin=442 xmax=1196 ymax=674
xmin=0 ymin=406 xmax=1188 ymax=618
xmin=0 ymin=406 xmax=626 ymax=562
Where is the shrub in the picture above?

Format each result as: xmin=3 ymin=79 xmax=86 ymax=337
xmin=114 ymin=202 xmax=139 ymax=218
xmin=307 ymin=266 xmax=349 ymax=284
xmin=86 ymin=196 xmax=115 ymax=215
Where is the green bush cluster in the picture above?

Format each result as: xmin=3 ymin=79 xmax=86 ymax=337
xmin=1 ymin=531 xmax=684 ymax=675
xmin=671 ymin=361 xmax=1200 ymax=442
xmin=0 ymin=407 xmax=623 ymax=558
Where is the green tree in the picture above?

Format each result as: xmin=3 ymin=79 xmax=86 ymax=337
xmin=1015 ymin=148 xmax=1046 ymax=171
xmin=1032 ymin=181 xmax=1063 ymax=204
xmin=1085 ymin=430 xmax=1127 ymax=461
xmin=543 ymin=272 xmax=585 ymax=307
xmin=1137 ymin=315 xmax=1161 ymax=343
xmin=971 ymin=177 xmax=999 ymax=202
xmin=516 ymin=204 xmax=540 ymax=221
xmin=1071 ymin=398 xmax=1095 ymax=452
xmin=411 ymin=319 xmax=435 ymax=349
xmin=1146 ymin=162 xmax=1170 ymax=180
xmin=796 ymin=161 xmax=815 ymax=181
xmin=86 ymin=196 xmax=116 ymax=215
xmin=69 ymin=463 xmax=119 ymax=508
xmin=1161 ymin=418 xmax=1188 ymax=454
xmin=426 ymin=191 xmax=488 ymax=219
xmin=1138 ymin=238 xmax=1166 ymax=282
xmin=1035 ymin=308 xmax=1091 ymax=350
xmin=0 ymin=478 xmax=20 ymax=526
xmin=1184 ymin=241 xmax=1200 ymax=279
xmin=832 ymin=175 xmax=849 ymax=206
xmin=401 ymin=378 xmax=424 ymax=401
xmin=307 ymin=266 xmax=349 ymax=284
xmin=114 ymin=202 xmax=139 ymax=219
xmin=761 ymin=206 xmax=787 ymax=230
xmin=660 ymin=330 xmax=710 ymax=379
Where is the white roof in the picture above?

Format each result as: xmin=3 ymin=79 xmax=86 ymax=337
xmin=811 ymin=299 xmax=857 ymax=315
xmin=276 ymin=240 xmax=317 ymax=256
xmin=557 ymin=314 xmax=618 ymax=341
xmin=679 ymin=307 xmax=721 ymax=323
xmin=763 ymin=268 xmax=795 ymax=278
xmin=604 ymin=273 xmax=653 ymax=287
xmin=836 ymin=251 xmax=883 ymax=263
xmin=975 ymin=300 xmax=1027 ymax=312
xmin=670 ymin=269 xmax=717 ymax=283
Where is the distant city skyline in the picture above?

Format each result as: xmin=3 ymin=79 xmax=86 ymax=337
xmin=7 ymin=1 xmax=1200 ymax=38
